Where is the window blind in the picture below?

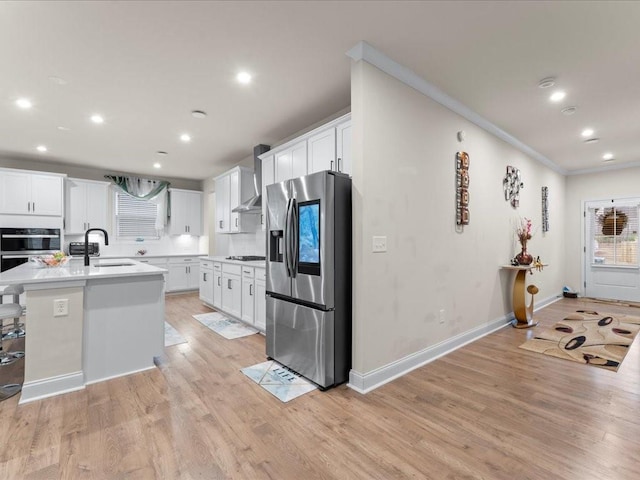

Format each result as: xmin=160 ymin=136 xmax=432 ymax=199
xmin=588 ymin=202 xmax=639 ymax=267
xmin=115 ymin=192 xmax=160 ymax=238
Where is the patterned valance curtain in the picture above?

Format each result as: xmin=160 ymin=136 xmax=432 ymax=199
xmin=105 ymin=175 xmax=171 ymax=230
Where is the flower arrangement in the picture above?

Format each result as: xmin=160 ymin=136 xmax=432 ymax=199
xmin=516 ymin=217 xmax=533 ymax=248
xmin=514 ymin=217 xmax=534 ymax=265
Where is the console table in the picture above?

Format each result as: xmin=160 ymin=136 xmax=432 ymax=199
xmin=501 ymin=265 xmax=547 ymax=329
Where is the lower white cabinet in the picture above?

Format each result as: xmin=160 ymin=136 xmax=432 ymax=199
xmin=199 ymin=260 xmax=214 ymax=305
xmin=221 ymin=263 xmax=241 ymax=318
xmin=241 ymin=267 xmax=255 ymax=324
xmin=212 ymin=262 xmax=222 ymax=308
xmin=167 ymin=257 xmax=200 ymax=292
xmin=254 ymin=268 xmax=266 ymax=331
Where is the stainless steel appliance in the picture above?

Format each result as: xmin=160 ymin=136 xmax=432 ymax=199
xmin=69 ymin=242 xmax=100 ymax=257
xmin=0 ymin=228 xmax=61 ymax=272
xmin=266 ymin=170 xmax=351 ymax=389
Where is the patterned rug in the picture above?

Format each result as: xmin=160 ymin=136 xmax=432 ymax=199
xmin=241 ymin=360 xmax=317 ymax=402
xmin=519 ymin=310 xmax=640 ymax=371
xmin=164 ymin=321 xmax=187 ymax=347
xmin=192 ymin=311 xmax=258 ymax=339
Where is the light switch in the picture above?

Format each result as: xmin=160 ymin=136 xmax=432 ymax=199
xmin=372 ymin=236 xmax=387 ymax=253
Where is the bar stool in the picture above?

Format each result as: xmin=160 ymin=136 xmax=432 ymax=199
xmin=0 ymin=304 xmax=24 ymax=366
xmin=0 ymin=284 xmax=25 ymax=339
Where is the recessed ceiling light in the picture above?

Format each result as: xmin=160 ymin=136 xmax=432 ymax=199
xmin=191 ymin=110 xmax=207 ymax=119
xmin=36 ymin=145 xmax=47 ymax=153
xmin=90 ymin=114 xmax=104 ymax=124
xmin=561 ymin=106 xmax=578 ymax=115
xmin=581 ymin=128 xmax=594 ymax=137
xmin=584 ymin=138 xmax=600 ymax=144
xmin=603 ymin=153 xmax=614 ymax=161
xmin=157 ymin=151 xmax=168 ymax=156
xmin=16 ymin=98 xmax=33 ymax=109
xmin=236 ymin=71 xmax=252 ymax=84
xmin=180 ymin=134 xmax=191 ymax=143
xmin=57 ymin=126 xmax=70 ymax=131
xmin=550 ymin=91 xmax=566 ymax=102
xmin=153 ymin=162 xmax=162 ymax=169
xmin=538 ymin=77 xmax=556 ymax=89
xmin=48 ymin=76 xmax=67 ymax=85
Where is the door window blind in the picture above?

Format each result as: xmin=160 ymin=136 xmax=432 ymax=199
xmin=588 ymin=203 xmax=639 ymax=267
xmin=115 ymin=192 xmax=160 ymax=238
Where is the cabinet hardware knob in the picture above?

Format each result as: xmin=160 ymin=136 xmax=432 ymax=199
xmin=249 ymin=284 xmax=253 ymax=296
xmin=330 ymin=160 xmax=334 ymax=171
xmin=235 ymin=218 xmax=238 ymax=227
xmin=337 ymin=157 xmax=341 ymax=172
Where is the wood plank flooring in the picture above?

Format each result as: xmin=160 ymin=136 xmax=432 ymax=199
xmin=1 ymin=294 xmax=639 ymax=479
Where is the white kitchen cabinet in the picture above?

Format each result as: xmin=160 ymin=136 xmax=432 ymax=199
xmin=261 ymin=154 xmax=274 ymax=231
xmin=336 ymin=118 xmax=352 ymax=175
xmin=167 ymin=257 xmax=200 ymax=292
xmin=0 ymin=169 xmax=63 ymax=216
xmin=241 ymin=267 xmax=255 ymax=324
xmin=199 ymin=259 xmax=214 ymax=305
xmin=212 ymin=262 xmax=222 ymax=308
xmin=275 ymin=140 xmax=307 ymax=183
xmin=254 ymin=268 xmax=266 ymax=331
xmin=215 ymin=166 xmax=257 ymax=234
xmin=307 ymin=127 xmax=337 ymax=174
xmin=221 ymin=263 xmax=241 ymax=318
xmin=65 ymin=178 xmax=109 ymax=234
xmin=169 ymin=189 xmax=202 ymax=236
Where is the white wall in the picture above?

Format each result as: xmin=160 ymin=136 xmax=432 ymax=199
xmin=351 ymin=60 xmax=566 ymax=376
xmin=565 ymin=167 xmax=640 ymax=293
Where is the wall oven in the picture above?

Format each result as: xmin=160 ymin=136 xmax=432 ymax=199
xmin=0 ymin=228 xmax=61 ymax=272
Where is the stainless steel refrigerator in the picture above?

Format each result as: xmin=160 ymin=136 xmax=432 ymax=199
xmin=265 ymin=170 xmax=351 ymax=389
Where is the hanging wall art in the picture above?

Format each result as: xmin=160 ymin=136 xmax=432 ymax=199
xmin=541 ymin=186 xmax=549 ymax=232
xmin=456 ymin=151 xmax=470 ymax=226
xmin=503 ymin=165 xmax=523 ymax=208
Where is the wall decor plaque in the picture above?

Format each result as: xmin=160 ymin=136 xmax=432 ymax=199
xmin=541 ymin=186 xmax=549 ymax=232
xmin=456 ymin=152 xmax=470 ymax=226
xmin=504 ymin=165 xmax=523 ymax=208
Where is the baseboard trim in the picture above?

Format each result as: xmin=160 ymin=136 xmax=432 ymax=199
xmin=348 ymin=293 xmax=561 ymax=394
xmin=84 ymin=365 xmax=156 ymax=386
xmin=19 ymin=371 xmax=85 ymax=404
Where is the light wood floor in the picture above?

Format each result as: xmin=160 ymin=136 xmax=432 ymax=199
xmin=1 ymin=294 xmax=639 ymax=479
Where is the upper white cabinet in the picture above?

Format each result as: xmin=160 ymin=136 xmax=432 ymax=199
xmin=261 ymin=154 xmax=274 ymax=230
xmin=0 ymin=169 xmax=64 ymax=216
xmin=307 ymin=128 xmax=337 ymax=174
xmin=336 ymin=118 xmax=352 ymax=175
xmin=215 ymin=166 xmax=257 ymax=234
xmin=275 ymin=141 xmax=307 ymax=184
xmin=65 ymin=178 xmax=109 ymax=234
xmin=169 ymin=189 xmax=202 ymax=236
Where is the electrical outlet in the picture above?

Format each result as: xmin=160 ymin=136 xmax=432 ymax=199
xmin=53 ymin=299 xmax=69 ymax=317
xmin=372 ymin=236 xmax=387 ymax=253
xmin=439 ymin=309 xmax=446 ymax=324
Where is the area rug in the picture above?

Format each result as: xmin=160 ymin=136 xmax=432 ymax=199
xmin=241 ymin=360 xmax=317 ymax=402
xmin=519 ymin=310 xmax=640 ymax=371
xmin=164 ymin=321 xmax=187 ymax=347
xmin=192 ymin=311 xmax=258 ymax=339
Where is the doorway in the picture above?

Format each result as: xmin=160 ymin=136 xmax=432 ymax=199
xmin=584 ymin=199 xmax=640 ymax=301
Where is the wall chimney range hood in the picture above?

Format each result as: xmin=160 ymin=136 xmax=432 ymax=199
xmin=232 ymin=144 xmax=270 ymax=213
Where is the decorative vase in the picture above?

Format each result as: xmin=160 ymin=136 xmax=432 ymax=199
xmin=516 ymin=245 xmax=533 ymax=265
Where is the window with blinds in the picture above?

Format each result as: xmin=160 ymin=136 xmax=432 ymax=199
xmin=588 ymin=203 xmax=639 ymax=267
xmin=115 ymin=192 xmax=160 ymax=239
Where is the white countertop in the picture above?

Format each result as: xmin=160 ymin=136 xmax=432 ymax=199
xmin=203 ymin=256 xmax=266 ymax=269
xmin=0 ymin=258 xmax=167 ymax=286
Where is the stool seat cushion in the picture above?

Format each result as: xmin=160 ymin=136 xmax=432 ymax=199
xmin=0 ymin=304 xmax=23 ymax=319
xmin=0 ymin=284 xmax=24 ymax=296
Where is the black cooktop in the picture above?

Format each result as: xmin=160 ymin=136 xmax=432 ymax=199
xmin=225 ymin=255 xmax=266 ymax=261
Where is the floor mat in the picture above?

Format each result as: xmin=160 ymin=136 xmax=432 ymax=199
xmin=164 ymin=321 xmax=187 ymax=347
xmin=519 ymin=310 xmax=640 ymax=371
xmin=241 ymin=360 xmax=317 ymax=402
xmin=192 ymin=311 xmax=258 ymax=339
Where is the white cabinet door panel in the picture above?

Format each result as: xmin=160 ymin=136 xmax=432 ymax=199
xmin=308 ymin=128 xmax=336 ymax=174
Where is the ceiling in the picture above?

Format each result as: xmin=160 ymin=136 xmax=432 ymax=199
xmin=1 ymin=1 xmax=639 ymax=180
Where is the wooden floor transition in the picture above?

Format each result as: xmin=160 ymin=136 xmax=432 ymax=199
xmin=1 ymin=294 xmax=639 ymax=479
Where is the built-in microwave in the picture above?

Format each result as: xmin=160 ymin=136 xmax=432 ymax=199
xmin=0 ymin=228 xmax=61 ymax=272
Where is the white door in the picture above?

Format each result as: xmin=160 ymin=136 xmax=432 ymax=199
xmin=0 ymin=171 xmax=30 ymax=214
xmin=229 ymin=171 xmax=240 ymax=232
xmin=66 ymin=180 xmax=88 ymax=233
xmin=85 ymin=182 xmax=109 ymax=230
xmin=585 ymin=199 xmax=640 ymax=301
xmin=213 ymin=269 xmax=222 ymax=309
xmin=242 ymin=276 xmax=255 ymax=323
xmin=307 ymin=128 xmax=336 ymax=174
xmin=31 ymin=174 xmax=63 ymax=216
xmin=215 ymin=175 xmax=230 ymax=233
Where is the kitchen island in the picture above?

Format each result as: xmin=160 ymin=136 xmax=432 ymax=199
xmin=0 ymin=258 xmax=166 ymax=404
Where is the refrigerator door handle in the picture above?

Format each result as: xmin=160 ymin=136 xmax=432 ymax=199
xmin=290 ymin=198 xmax=298 ymax=278
xmin=284 ymin=198 xmax=293 ymax=278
